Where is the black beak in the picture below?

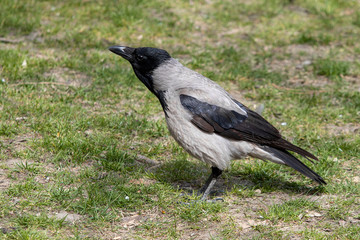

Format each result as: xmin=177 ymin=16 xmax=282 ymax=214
xmin=108 ymin=46 xmax=135 ymax=61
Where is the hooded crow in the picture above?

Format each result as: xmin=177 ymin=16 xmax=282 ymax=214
xmin=109 ymin=46 xmax=326 ymax=200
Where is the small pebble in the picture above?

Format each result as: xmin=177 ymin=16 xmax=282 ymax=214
xmin=306 ymin=211 xmax=322 ymax=217
xmin=339 ymin=220 xmax=346 ymax=226
xmin=15 ymin=117 xmax=27 ymax=121
xmin=302 ymin=60 xmax=312 ymax=66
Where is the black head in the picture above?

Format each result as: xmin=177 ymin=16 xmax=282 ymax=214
xmin=109 ymin=46 xmax=171 ymax=94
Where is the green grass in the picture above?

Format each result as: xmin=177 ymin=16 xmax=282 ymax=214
xmin=313 ymin=58 xmax=351 ymax=78
xmin=0 ymin=0 xmax=41 ymax=35
xmin=295 ymin=32 xmax=333 ymax=45
xmin=261 ymin=198 xmax=319 ymax=223
xmin=1 ymin=0 xmax=360 ymax=239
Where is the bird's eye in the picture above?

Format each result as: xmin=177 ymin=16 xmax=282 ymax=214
xmin=136 ymin=54 xmax=145 ymax=61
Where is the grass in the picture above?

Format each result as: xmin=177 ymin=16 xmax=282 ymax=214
xmin=261 ymin=198 xmax=320 ymax=223
xmin=313 ymin=58 xmax=351 ymax=78
xmin=0 ymin=0 xmax=360 ymax=239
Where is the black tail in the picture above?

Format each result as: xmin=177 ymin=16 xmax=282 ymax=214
xmin=272 ymin=138 xmax=319 ymax=163
xmin=263 ymin=146 xmax=326 ymax=185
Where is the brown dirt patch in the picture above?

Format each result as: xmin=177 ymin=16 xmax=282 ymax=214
xmin=0 ymin=158 xmax=36 ymax=191
xmin=286 ymin=44 xmax=330 ymax=57
xmin=343 ymin=75 xmax=360 ymax=92
xmin=3 ymin=133 xmax=38 ymax=153
xmin=323 ymin=123 xmax=360 ymax=136
xmin=128 ymin=178 xmax=157 ymax=186
xmin=44 ymin=67 xmax=91 ymax=87
xmin=0 ymin=168 xmax=10 ymax=189
xmin=49 ymin=210 xmax=82 ymax=224
xmin=288 ymin=75 xmax=333 ymax=87
xmin=3 ymin=158 xmax=33 ymax=168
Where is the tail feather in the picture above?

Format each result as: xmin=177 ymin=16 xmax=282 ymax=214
xmin=272 ymin=139 xmax=318 ymax=163
xmin=263 ymin=146 xmax=326 ymax=185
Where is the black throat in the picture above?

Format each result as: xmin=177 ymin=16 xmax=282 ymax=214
xmin=156 ymin=90 xmax=168 ymax=116
xmin=133 ymin=69 xmax=169 ymax=117
xmin=133 ymin=68 xmax=156 ymax=94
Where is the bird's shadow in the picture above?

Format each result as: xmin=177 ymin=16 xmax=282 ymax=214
xmin=151 ymin=159 xmax=326 ymax=198
xmin=220 ymin=171 xmax=325 ymax=196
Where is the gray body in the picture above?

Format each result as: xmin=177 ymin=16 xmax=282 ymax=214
xmin=154 ymin=59 xmax=281 ymax=170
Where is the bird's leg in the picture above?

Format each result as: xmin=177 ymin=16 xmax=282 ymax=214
xmin=199 ymin=167 xmax=223 ymax=201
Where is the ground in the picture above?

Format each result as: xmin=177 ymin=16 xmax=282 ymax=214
xmin=0 ymin=0 xmax=360 ymax=239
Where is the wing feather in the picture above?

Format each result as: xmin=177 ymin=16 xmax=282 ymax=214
xmin=180 ymin=94 xmax=318 ymax=161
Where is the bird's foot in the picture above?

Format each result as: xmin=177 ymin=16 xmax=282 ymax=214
xmin=200 ymin=190 xmax=224 ymax=202
xmin=178 ymin=197 xmax=224 ymax=205
xmin=178 ymin=190 xmax=224 ymax=204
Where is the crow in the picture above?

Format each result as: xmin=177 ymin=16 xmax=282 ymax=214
xmin=109 ymin=46 xmax=326 ymax=200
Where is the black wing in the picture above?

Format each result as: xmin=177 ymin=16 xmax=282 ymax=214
xmin=180 ymin=94 xmax=280 ymax=142
xmin=180 ymin=94 xmax=247 ymax=132
xmin=180 ymin=94 xmax=318 ymax=161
